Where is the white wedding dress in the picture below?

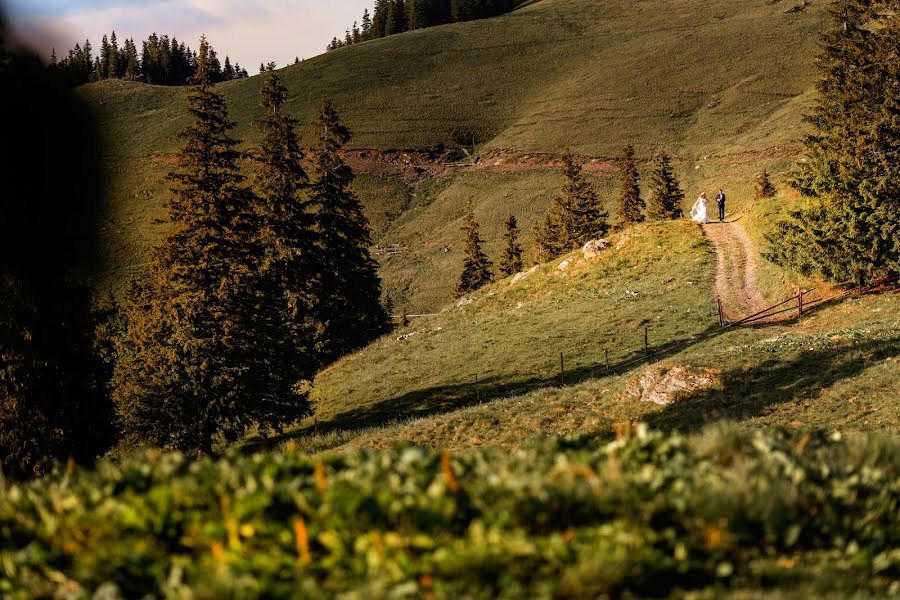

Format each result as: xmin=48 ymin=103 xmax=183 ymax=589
xmin=690 ymin=196 xmax=710 ymax=224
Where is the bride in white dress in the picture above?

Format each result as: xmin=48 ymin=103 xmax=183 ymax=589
xmin=690 ymin=192 xmax=710 ymax=224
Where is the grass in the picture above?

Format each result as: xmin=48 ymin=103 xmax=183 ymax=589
xmin=263 ymin=219 xmax=899 ymax=455
xmin=77 ymin=0 xmax=831 ymax=311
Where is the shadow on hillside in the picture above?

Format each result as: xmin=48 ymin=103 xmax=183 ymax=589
xmin=645 ymin=336 xmax=900 ymax=433
xmin=247 ymin=321 xmax=738 ymax=451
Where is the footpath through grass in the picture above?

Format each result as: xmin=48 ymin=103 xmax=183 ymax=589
xmin=3 ymin=426 xmax=898 ymax=598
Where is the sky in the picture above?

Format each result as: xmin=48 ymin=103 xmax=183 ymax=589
xmin=3 ymin=0 xmax=371 ymax=69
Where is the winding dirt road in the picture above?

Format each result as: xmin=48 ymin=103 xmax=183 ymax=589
xmin=702 ymin=219 xmax=767 ymax=321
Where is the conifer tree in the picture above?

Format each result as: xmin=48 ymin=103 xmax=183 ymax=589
xmin=107 ymin=31 xmax=119 ymax=78
xmin=616 ymin=144 xmax=644 ymax=226
xmin=768 ymin=0 xmax=898 ymax=284
xmin=112 ymin=36 xmax=301 ymax=454
xmin=647 ymin=150 xmax=683 ymax=220
xmin=499 ymin=214 xmax=524 ymax=276
xmin=361 ymin=9 xmax=373 ymax=38
xmin=386 ymin=0 xmax=407 ymax=35
xmin=251 ymin=69 xmax=322 ymax=395
xmin=373 ymin=0 xmax=389 ymax=37
xmin=98 ymin=34 xmax=110 ymax=79
xmin=455 ymin=203 xmax=493 ymax=296
xmin=310 ymin=99 xmax=389 ymax=360
xmin=534 ymin=152 xmax=608 ymax=261
xmin=755 ymin=169 xmax=777 ymax=199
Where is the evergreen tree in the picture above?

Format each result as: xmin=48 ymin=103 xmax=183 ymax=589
xmin=455 ymin=203 xmax=493 ymax=296
xmin=310 ymin=99 xmax=389 ymax=360
xmin=755 ymin=169 xmax=777 ymax=199
xmin=98 ymin=34 xmax=110 ymax=79
xmin=107 ymin=31 xmax=119 ymax=78
xmin=251 ymin=69 xmax=321 ymax=404
xmin=373 ymin=0 xmax=389 ymax=37
xmin=769 ymin=0 xmax=898 ymax=284
xmin=222 ymin=55 xmax=234 ymax=80
xmin=616 ymin=144 xmax=644 ymax=226
xmin=499 ymin=214 xmax=524 ymax=276
xmin=534 ymin=152 xmax=608 ymax=261
xmin=361 ymin=9 xmax=373 ymax=38
xmin=352 ymin=21 xmax=362 ymax=43
xmin=386 ymin=0 xmax=407 ymax=35
xmin=647 ymin=150 xmax=683 ymax=220
xmin=123 ymin=39 xmax=139 ymax=81
xmin=112 ymin=36 xmax=294 ymax=454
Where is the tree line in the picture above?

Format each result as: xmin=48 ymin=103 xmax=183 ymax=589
xmin=455 ymin=147 xmax=685 ymax=297
xmin=49 ymin=32 xmax=249 ymax=87
xmin=328 ymin=0 xmax=525 ymax=51
xmin=1 ymin=36 xmax=387 ymax=477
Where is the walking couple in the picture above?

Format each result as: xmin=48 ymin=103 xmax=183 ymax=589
xmin=690 ymin=189 xmax=726 ymax=224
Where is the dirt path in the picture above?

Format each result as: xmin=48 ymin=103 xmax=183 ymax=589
xmin=702 ymin=219 xmax=767 ymax=320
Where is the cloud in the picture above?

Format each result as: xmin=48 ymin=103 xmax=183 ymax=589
xmin=4 ymin=0 xmax=371 ymax=68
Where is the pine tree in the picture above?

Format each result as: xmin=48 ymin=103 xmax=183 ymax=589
xmin=455 ymin=203 xmax=493 ymax=296
xmin=107 ymin=31 xmax=119 ymax=78
xmin=361 ymin=9 xmax=373 ymax=38
xmin=647 ymin=150 xmax=683 ymax=220
xmin=352 ymin=21 xmax=362 ymax=43
xmin=499 ymin=215 xmax=524 ymax=276
xmin=310 ymin=99 xmax=389 ymax=360
xmin=112 ymin=36 xmax=295 ymax=454
xmin=386 ymin=0 xmax=407 ymax=35
xmin=534 ymin=152 xmax=608 ymax=261
xmin=222 ymin=55 xmax=234 ymax=80
xmin=98 ymin=34 xmax=110 ymax=79
xmin=251 ymin=69 xmax=322 ymax=400
xmin=373 ymin=0 xmax=389 ymax=37
xmin=755 ymin=169 xmax=777 ymax=199
xmin=769 ymin=1 xmax=899 ymax=284
xmin=616 ymin=144 xmax=644 ymax=226
xmin=123 ymin=39 xmax=139 ymax=81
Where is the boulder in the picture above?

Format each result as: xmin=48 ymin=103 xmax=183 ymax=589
xmin=628 ymin=366 xmax=717 ymax=405
xmin=510 ymin=265 xmax=539 ymax=286
xmin=582 ymin=238 xmax=610 ymax=259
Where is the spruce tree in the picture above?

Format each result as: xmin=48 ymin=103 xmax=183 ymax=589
xmin=616 ymin=144 xmax=644 ymax=226
xmin=455 ymin=203 xmax=493 ymax=297
xmin=755 ymin=169 xmax=777 ymax=199
xmin=112 ymin=37 xmax=302 ymax=454
xmin=310 ymin=99 xmax=389 ymax=360
xmin=107 ymin=31 xmax=119 ymax=78
xmin=361 ymin=9 xmax=373 ymax=38
xmin=499 ymin=215 xmax=524 ymax=276
xmin=99 ymin=34 xmax=110 ymax=79
xmin=769 ymin=1 xmax=898 ymax=284
xmin=647 ymin=150 xmax=683 ymax=220
xmin=251 ymin=70 xmax=322 ymax=387
xmin=373 ymin=0 xmax=389 ymax=37
xmin=534 ymin=152 xmax=608 ymax=261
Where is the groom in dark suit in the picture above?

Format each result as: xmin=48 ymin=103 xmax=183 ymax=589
xmin=715 ymin=189 xmax=726 ymax=222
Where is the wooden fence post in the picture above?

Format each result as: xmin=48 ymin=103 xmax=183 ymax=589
xmin=605 ymin=349 xmax=610 ymax=374
xmin=644 ymin=327 xmax=649 ymax=356
xmin=717 ymin=298 xmax=724 ymax=327
xmin=559 ymin=352 xmax=565 ymax=386
xmin=475 ymin=373 xmax=480 ymax=403
xmin=798 ymin=287 xmax=803 ymax=319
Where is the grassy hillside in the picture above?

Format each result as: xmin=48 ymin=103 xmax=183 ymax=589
xmin=275 ymin=218 xmax=899 ymax=455
xmin=79 ymin=0 xmax=830 ymax=311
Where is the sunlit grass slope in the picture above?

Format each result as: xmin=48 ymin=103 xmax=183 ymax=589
xmin=81 ymin=0 xmax=826 ymax=157
xmin=287 ymin=221 xmax=898 ymax=455
xmin=80 ymin=0 xmax=829 ymax=309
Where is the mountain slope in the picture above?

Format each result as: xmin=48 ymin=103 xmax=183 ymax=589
xmin=79 ymin=0 xmax=830 ymax=311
